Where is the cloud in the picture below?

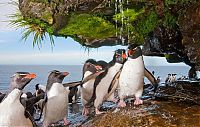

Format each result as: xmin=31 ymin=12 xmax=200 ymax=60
xmin=0 ymin=0 xmax=18 ymax=31
xmin=0 ymin=50 xmax=114 ymax=65
xmin=0 ymin=50 xmax=188 ymax=66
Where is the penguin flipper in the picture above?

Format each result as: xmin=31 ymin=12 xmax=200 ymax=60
xmin=63 ymin=81 xmax=82 ymax=87
xmin=144 ymin=68 xmax=158 ymax=92
xmin=63 ymin=70 xmax=104 ymax=88
xmin=82 ymin=70 xmax=105 ymax=84
xmin=0 ymin=94 xmax=6 ymax=103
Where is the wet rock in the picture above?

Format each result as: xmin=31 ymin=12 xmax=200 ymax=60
xmin=82 ymin=81 xmax=200 ymax=126
xmin=82 ymin=101 xmax=200 ymax=127
xmin=155 ymin=81 xmax=200 ymax=105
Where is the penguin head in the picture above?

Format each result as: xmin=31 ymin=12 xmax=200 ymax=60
xmin=85 ymin=59 xmax=97 ymax=65
xmin=127 ymin=44 xmax=142 ymax=58
xmin=113 ymin=49 xmax=127 ymax=64
xmin=10 ymin=72 xmax=36 ymax=90
xmin=47 ymin=70 xmax=69 ymax=86
xmin=96 ymin=60 xmax=108 ymax=69
xmin=83 ymin=61 xmax=98 ymax=75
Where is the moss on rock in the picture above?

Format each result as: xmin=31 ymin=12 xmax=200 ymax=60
xmin=58 ymin=13 xmax=116 ymax=39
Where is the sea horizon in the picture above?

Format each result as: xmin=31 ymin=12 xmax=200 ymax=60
xmin=0 ymin=64 xmax=189 ymax=66
xmin=0 ymin=65 xmax=191 ymax=93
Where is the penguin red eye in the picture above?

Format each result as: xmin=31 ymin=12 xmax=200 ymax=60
xmin=115 ymin=54 xmax=120 ymax=58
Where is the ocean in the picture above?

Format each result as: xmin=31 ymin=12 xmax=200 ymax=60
xmin=0 ymin=65 xmax=82 ymax=92
xmin=0 ymin=65 xmax=191 ymax=92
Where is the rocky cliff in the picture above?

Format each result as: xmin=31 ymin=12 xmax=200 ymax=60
xmin=17 ymin=0 xmax=200 ymax=70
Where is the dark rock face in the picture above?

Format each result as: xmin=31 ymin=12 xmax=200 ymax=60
xmin=142 ymin=25 xmax=192 ymax=65
xmin=142 ymin=1 xmax=200 ymax=69
xmin=179 ymin=1 xmax=200 ymax=70
xmin=142 ymin=25 xmax=183 ymax=55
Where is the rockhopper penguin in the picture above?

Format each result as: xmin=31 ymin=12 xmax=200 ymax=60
xmin=0 ymin=72 xmax=36 ymax=126
xmin=42 ymin=70 xmax=70 ymax=127
xmin=86 ymin=49 xmax=127 ymax=115
xmin=80 ymin=59 xmax=108 ymax=116
xmin=118 ymin=45 xmax=145 ymax=107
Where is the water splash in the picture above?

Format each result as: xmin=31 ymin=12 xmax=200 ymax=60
xmin=114 ymin=0 xmax=130 ymax=45
xmin=119 ymin=0 xmax=124 ymax=45
xmin=108 ymin=0 xmax=111 ymax=7
xmin=115 ymin=0 xmax=118 ymax=38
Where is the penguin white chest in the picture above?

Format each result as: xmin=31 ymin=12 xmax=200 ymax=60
xmin=0 ymin=89 xmax=32 ymax=126
xmin=82 ymin=71 xmax=94 ymax=89
xmin=119 ymin=56 xmax=144 ymax=97
xmin=102 ymin=63 xmax=122 ymax=84
xmin=44 ymin=83 xmax=69 ymax=125
xmin=95 ymin=63 xmax=123 ymax=96
xmin=81 ymin=71 xmax=96 ymax=103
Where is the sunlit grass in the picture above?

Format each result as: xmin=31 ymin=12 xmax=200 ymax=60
xmin=8 ymin=1 xmax=55 ymax=49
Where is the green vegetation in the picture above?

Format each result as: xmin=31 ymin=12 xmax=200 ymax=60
xmin=58 ymin=14 xmax=116 ymax=40
xmin=113 ymin=9 xmax=145 ymax=23
xmin=9 ymin=12 xmax=54 ymax=49
xmin=162 ymin=12 xmax=177 ymax=28
xmin=112 ymin=8 xmax=159 ymax=45
xmin=135 ymin=10 xmax=159 ymax=43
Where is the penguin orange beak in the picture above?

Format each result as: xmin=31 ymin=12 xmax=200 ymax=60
xmin=122 ymin=53 xmax=127 ymax=59
xmin=128 ymin=49 xmax=135 ymax=56
xmin=62 ymin=72 xmax=69 ymax=76
xmin=24 ymin=73 xmax=37 ymax=79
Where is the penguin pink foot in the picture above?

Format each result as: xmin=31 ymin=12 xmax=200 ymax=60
xmin=63 ymin=118 xmax=70 ymax=126
xmin=43 ymin=122 xmax=48 ymax=127
xmin=117 ymin=99 xmax=126 ymax=107
xmin=134 ymin=97 xmax=143 ymax=105
xmin=82 ymin=107 xmax=89 ymax=116
xmin=95 ymin=108 xmax=104 ymax=115
xmin=112 ymin=98 xmax=119 ymax=103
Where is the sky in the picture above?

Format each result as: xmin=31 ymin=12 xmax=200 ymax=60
xmin=0 ymin=0 xmax=188 ymax=66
